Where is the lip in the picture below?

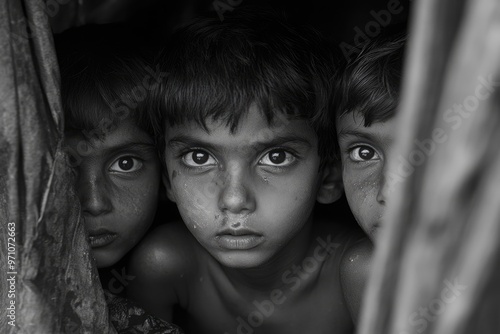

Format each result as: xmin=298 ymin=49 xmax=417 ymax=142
xmin=218 ymin=227 xmax=260 ymax=236
xmin=88 ymin=229 xmax=118 ymax=248
xmin=216 ymin=228 xmax=263 ymax=250
xmin=216 ymin=235 xmax=263 ymax=250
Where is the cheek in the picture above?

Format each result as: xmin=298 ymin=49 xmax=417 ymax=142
xmin=114 ymin=176 xmax=160 ymax=226
xmin=342 ymin=168 xmax=379 ymax=220
xmin=264 ymin=179 xmax=316 ymax=211
xmin=169 ymin=171 xmax=217 ymax=231
xmin=257 ymin=169 xmax=320 ymax=233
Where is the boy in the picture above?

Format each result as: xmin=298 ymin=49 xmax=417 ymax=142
xmin=57 ymin=25 xmax=184 ymax=334
xmin=56 ymin=25 xmax=164 ymax=270
xmin=335 ymin=35 xmax=406 ymax=321
xmin=128 ymin=12 xmax=368 ymax=334
xmin=335 ymin=35 xmax=405 ymax=242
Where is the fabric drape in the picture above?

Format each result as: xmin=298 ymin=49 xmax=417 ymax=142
xmin=0 ymin=0 xmax=114 ymax=332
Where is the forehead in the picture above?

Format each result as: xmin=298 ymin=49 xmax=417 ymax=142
xmin=165 ymin=106 xmax=318 ymax=148
xmin=65 ymin=119 xmax=153 ymax=152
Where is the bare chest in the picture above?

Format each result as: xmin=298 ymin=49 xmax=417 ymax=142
xmin=181 ymin=265 xmax=353 ymax=334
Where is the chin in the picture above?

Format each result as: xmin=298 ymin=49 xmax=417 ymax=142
xmin=212 ymin=249 xmax=271 ymax=269
xmin=362 ymin=225 xmax=379 ymax=243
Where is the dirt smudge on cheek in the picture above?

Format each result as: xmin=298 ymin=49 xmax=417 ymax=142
xmin=175 ymin=186 xmax=212 ymax=230
xmin=185 ymin=205 xmax=211 ymax=230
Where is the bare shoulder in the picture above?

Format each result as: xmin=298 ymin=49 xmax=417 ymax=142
xmin=314 ymin=220 xmax=372 ymax=283
xmin=340 ymin=237 xmax=373 ymax=274
xmin=129 ymin=221 xmax=196 ymax=277
xmin=339 ymin=236 xmax=374 ymax=324
xmin=127 ymin=221 xmax=197 ymax=321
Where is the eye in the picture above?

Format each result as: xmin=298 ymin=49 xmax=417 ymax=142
xmin=109 ymin=156 xmax=143 ymax=173
xmin=349 ymin=145 xmax=380 ymax=162
xmin=182 ymin=149 xmax=217 ymax=167
xmin=259 ymin=149 xmax=296 ymax=167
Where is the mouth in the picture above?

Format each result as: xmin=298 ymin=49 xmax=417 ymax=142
xmin=216 ymin=228 xmax=263 ymax=250
xmin=88 ymin=229 xmax=118 ymax=248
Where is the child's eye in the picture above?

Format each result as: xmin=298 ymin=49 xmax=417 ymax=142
xmin=259 ymin=149 xmax=296 ymax=167
xmin=109 ymin=156 xmax=143 ymax=173
xmin=349 ymin=145 xmax=380 ymax=162
xmin=182 ymin=149 xmax=217 ymax=167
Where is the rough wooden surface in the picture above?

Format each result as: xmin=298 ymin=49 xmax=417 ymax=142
xmin=359 ymin=0 xmax=500 ymax=333
xmin=0 ymin=0 xmax=115 ymax=332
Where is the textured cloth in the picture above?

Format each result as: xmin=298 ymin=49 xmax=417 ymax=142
xmin=105 ymin=291 xmax=184 ymax=334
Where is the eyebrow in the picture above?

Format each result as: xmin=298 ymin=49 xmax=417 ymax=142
xmin=167 ymin=134 xmax=312 ymax=152
xmin=338 ymin=130 xmax=375 ymax=140
xmin=337 ymin=129 xmax=393 ymax=145
xmin=90 ymin=141 xmax=156 ymax=155
xmin=110 ymin=142 xmax=155 ymax=150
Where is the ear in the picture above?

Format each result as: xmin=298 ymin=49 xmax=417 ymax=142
xmin=317 ymin=159 xmax=343 ymax=204
xmin=162 ymin=170 xmax=176 ymax=203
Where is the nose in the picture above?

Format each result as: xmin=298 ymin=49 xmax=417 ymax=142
xmin=376 ymin=173 xmax=389 ymax=205
xmin=77 ymin=171 xmax=113 ymax=216
xmin=217 ymin=165 xmax=256 ymax=214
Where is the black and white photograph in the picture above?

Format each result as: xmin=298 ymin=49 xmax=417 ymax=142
xmin=0 ymin=0 xmax=499 ymax=333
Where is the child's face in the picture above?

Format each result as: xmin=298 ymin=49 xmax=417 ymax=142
xmin=336 ymin=111 xmax=397 ymax=241
xmin=163 ymin=106 xmax=337 ymax=268
xmin=65 ymin=119 xmax=161 ymax=268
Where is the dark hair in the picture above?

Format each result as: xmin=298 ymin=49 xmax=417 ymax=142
xmin=333 ymin=34 xmax=406 ymax=127
xmin=152 ymin=10 xmax=339 ymax=161
xmin=55 ymin=24 xmax=156 ymax=139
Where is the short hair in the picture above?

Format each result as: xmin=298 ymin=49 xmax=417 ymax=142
xmin=153 ymin=10 xmax=339 ymax=161
xmin=55 ymin=24 xmax=156 ymax=139
xmin=333 ymin=34 xmax=406 ymax=127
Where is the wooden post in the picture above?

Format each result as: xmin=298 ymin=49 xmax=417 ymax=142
xmin=359 ymin=0 xmax=500 ymax=333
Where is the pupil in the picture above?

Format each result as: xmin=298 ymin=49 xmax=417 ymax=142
xmin=193 ymin=151 xmax=209 ymax=164
xmin=359 ymin=148 xmax=374 ymax=160
xmin=119 ymin=158 xmax=133 ymax=170
xmin=269 ymin=150 xmax=286 ymax=164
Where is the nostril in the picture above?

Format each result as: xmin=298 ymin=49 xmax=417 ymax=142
xmin=218 ymin=183 xmax=256 ymax=214
xmin=80 ymin=184 xmax=113 ymax=216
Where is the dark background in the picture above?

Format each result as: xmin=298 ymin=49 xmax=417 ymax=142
xmin=51 ymin=0 xmax=412 ymax=51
